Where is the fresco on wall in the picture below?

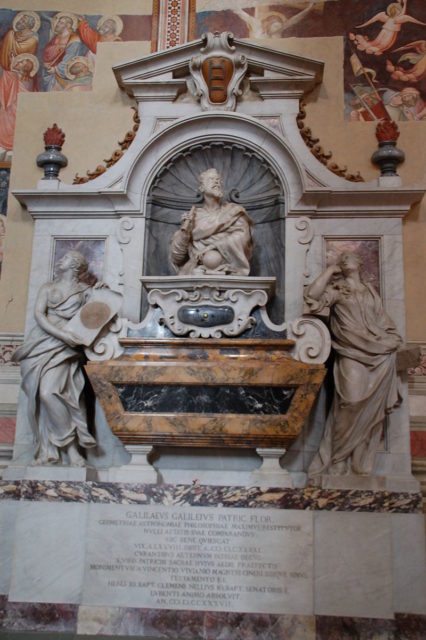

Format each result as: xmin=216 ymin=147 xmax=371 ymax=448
xmin=194 ymin=0 xmax=426 ymax=121
xmin=53 ymin=238 xmax=105 ymax=285
xmin=0 ymin=9 xmax=152 ymax=156
xmin=325 ymin=238 xmax=381 ymax=294
xmin=195 ymin=1 xmax=333 ymax=40
xmin=344 ymin=1 xmax=426 ymax=121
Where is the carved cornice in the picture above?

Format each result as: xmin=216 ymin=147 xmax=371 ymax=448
xmin=297 ymin=102 xmax=364 ymax=183
xmin=73 ymin=107 xmax=140 ymax=185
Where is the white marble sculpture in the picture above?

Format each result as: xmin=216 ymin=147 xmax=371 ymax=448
xmin=169 ymin=168 xmax=253 ymax=276
xmin=12 ymin=250 xmax=101 ymax=466
xmin=304 ymin=252 xmax=403 ymax=479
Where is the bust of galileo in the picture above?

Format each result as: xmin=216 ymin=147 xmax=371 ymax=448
xmin=169 ymin=168 xmax=253 ymax=276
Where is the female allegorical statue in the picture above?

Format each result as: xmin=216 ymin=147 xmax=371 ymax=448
xmin=13 ymin=250 xmax=97 ymax=465
xmin=305 ymin=252 xmax=402 ymax=479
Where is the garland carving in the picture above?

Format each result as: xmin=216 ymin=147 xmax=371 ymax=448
xmin=297 ymin=102 xmax=364 ymax=183
xmin=73 ymin=107 xmax=140 ymax=184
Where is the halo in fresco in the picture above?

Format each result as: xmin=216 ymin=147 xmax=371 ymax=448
xmin=12 ymin=10 xmax=40 ymax=33
xmin=65 ymin=55 xmax=93 ymax=80
xmin=51 ymin=12 xmax=79 ymax=33
xmin=97 ymin=15 xmax=124 ymax=36
xmin=11 ymin=53 xmax=39 ymax=77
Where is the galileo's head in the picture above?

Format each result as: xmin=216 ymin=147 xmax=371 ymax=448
xmin=198 ymin=168 xmax=223 ymax=201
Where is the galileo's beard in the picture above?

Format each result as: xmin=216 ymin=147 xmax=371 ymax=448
xmin=210 ymin=186 xmax=223 ymax=199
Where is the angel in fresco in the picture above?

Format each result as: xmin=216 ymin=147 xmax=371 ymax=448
xmin=386 ymin=40 xmax=426 ymax=83
xmin=349 ymin=0 xmax=426 ymax=56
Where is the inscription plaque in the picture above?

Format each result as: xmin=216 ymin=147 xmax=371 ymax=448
xmin=83 ymin=504 xmax=313 ymax=614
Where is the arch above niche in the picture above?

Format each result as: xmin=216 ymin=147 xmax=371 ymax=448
xmin=144 ymin=140 xmax=285 ymax=322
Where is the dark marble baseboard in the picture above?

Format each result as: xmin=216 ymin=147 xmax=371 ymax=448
xmin=0 ymin=600 xmax=425 ymax=639
xmin=0 ymin=479 xmax=422 ymax=513
xmin=0 ymin=602 xmax=78 ymax=633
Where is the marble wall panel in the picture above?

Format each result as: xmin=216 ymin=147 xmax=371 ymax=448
xmin=8 ymin=501 xmax=88 ymax=604
xmin=82 ymin=503 xmax=314 ymax=615
xmin=0 ymin=500 xmax=19 ymax=594
xmin=391 ymin=513 xmax=426 ymax=615
xmin=314 ymin=511 xmax=393 ymax=619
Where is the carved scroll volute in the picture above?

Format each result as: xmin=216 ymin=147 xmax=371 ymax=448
xmin=190 ymin=32 xmax=248 ymax=111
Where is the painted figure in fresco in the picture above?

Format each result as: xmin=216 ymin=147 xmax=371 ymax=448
xmin=348 ymin=86 xmax=390 ymax=121
xmin=386 ymin=40 xmax=426 ymax=83
xmin=0 ymin=12 xmax=39 ymax=155
xmin=0 ymin=11 xmax=39 ymax=71
xmin=382 ymin=86 xmax=426 ymax=119
xmin=233 ymin=3 xmax=316 ymax=39
xmin=64 ymin=56 xmax=93 ymax=91
xmin=77 ymin=15 xmax=123 ymax=55
xmin=12 ymin=251 xmax=98 ymax=466
xmin=0 ymin=53 xmax=39 ymax=155
xmin=350 ymin=0 xmax=426 ymax=56
xmin=11 ymin=53 xmax=38 ymax=90
xmin=305 ymin=252 xmax=402 ymax=480
xmin=42 ymin=12 xmax=87 ymax=91
xmin=169 ymin=168 xmax=253 ymax=276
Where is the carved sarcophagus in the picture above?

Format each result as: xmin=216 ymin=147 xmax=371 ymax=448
xmin=86 ymin=338 xmax=325 ymax=449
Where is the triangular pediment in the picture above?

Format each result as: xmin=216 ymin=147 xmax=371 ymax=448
xmin=113 ymin=32 xmax=323 ymax=106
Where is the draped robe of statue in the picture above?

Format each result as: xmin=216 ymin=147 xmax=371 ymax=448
xmin=305 ymin=281 xmax=402 ymax=477
xmin=12 ymin=284 xmax=96 ymax=463
xmin=170 ymin=202 xmax=253 ymax=276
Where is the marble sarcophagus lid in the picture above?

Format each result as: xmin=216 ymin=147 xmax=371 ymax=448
xmin=86 ymin=339 xmax=325 ymax=449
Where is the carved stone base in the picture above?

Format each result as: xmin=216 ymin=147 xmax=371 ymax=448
xmin=141 ymin=276 xmax=276 ymax=338
xmin=3 ymin=464 xmax=87 ymax=481
xmin=94 ymin=445 xmax=158 ymax=483
xmin=250 ymin=448 xmax=293 ymax=488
